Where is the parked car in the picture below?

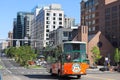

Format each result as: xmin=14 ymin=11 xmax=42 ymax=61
xmin=35 ymin=60 xmax=47 ymax=67
xmin=99 ymin=66 xmax=109 ymax=71
xmin=89 ymin=65 xmax=97 ymax=69
xmin=114 ymin=65 xmax=120 ymax=72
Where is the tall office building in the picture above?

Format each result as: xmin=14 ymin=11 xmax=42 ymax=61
xmin=31 ymin=6 xmax=41 ymax=49
xmin=31 ymin=4 xmax=64 ymax=49
xmin=13 ymin=18 xmax=17 ymax=46
xmin=81 ymin=0 xmax=100 ymax=35
xmin=13 ymin=12 xmax=34 ymax=46
xmin=81 ymin=0 xmax=120 ymax=47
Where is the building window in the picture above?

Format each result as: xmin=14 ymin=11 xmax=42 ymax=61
xmin=46 ymin=25 xmax=49 ymax=28
xmin=95 ymin=5 xmax=99 ymax=10
xmin=85 ymin=16 xmax=88 ymax=19
xmin=46 ymin=21 xmax=50 ymax=24
xmin=92 ymin=14 xmax=95 ymax=18
xmin=59 ymin=26 xmax=62 ymax=28
xmin=59 ymin=22 xmax=62 ymax=25
xmin=53 ymin=21 xmax=56 ymax=24
xmin=59 ymin=13 xmax=62 ymax=16
xmin=97 ymin=42 xmax=103 ymax=48
xmin=88 ymin=21 xmax=91 ymax=26
xmin=59 ymin=18 xmax=62 ymax=20
xmin=105 ymin=8 xmax=110 ymax=16
xmin=62 ymin=40 xmax=67 ymax=42
xmin=91 ymin=7 xmax=95 ymax=12
xmin=46 ymin=34 xmax=49 ymax=37
xmin=69 ymin=32 xmax=72 ymax=37
xmin=89 ymin=27 xmax=91 ymax=32
xmin=63 ymin=31 xmax=68 ymax=37
xmin=46 ymin=29 xmax=49 ymax=32
xmin=46 ymin=13 xmax=50 ymax=16
xmin=53 ymin=13 xmax=56 ymax=16
xmin=89 ymin=9 xmax=92 ymax=13
xmin=92 ymin=20 xmax=95 ymax=24
xmin=85 ymin=22 xmax=89 ymax=26
xmin=85 ymin=1 xmax=89 ymax=8
xmin=53 ymin=17 xmax=55 ymax=20
xmin=53 ymin=26 xmax=55 ymax=28
xmin=92 ymin=27 xmax=95 ymax=31
xmin=89 ymin=15 xmax=91 ymax=19
xmin=112 ymin=6 xmax=117 ymax=12
xmin=46 ymin=17 xmax=49 ymax=20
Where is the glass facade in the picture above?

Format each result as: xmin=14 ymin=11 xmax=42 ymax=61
xmin=13 ymin=12 xmax=34 ymax=46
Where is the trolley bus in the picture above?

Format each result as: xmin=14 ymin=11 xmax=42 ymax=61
xmin=47 ymin=41 xmax=89 ymax=78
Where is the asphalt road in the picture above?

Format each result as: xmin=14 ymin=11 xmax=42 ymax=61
xmin=0 ymin=53 xmax=120 ymax=80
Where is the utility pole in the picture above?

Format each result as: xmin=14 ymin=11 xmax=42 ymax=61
xmin=16 ymin=40 xmax=20 ymax=47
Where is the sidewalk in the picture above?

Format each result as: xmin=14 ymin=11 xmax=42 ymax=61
xmin=87 ymin=66 xmax=116 ymax=73
xmin=87 ymin=66 xmax=103 ymax=70
xmin=0 ymin=58 xmax=5 ymax=69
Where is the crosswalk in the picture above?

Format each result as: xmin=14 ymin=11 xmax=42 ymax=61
xmin=0 ymin=67 xmax=48 ymax=75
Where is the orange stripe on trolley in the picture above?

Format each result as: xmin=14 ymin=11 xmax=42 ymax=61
xmin=63 ymin=63 xmax=88 ymax=75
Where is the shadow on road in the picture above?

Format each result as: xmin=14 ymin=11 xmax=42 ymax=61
xmin=24 ymin=74 xmax=79 ymax=80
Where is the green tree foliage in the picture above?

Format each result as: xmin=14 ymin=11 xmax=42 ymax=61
xmin=45 ymin=45 xmax=62 ymax=63
xmin=4 ymin=46 xmax=37 ymax=66
xmin=91 ymin=46 xmax=102 ymax=64
xmin=54 ymin=45 xmax=62 ymax=57
xmin=114 ymin=48 xmax=120 ymax=64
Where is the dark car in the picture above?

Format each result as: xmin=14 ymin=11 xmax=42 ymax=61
xmin=114 ymin=65 xmax=120 ymax=72
xmin=99 ymin=66 xmax=109 ymax=71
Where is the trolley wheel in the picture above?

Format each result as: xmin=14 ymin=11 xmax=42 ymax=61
xmin=58 ymin=70 xmax=61 ymax=77
xmin=50 ymin=69 xmax=54 ymax=76
xmin=77 ymin=75 xmax=81 ymax=79
xmin=58 ymin=70 xmax=60 ymax=76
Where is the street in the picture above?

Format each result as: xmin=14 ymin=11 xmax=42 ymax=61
xmin=0 ymin=53 xmax=120 ymax=80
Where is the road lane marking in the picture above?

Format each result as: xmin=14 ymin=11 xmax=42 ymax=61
xmin=87 ymin=75 xmax=115 ymax=80
xmin=5 ymin=68 xmax=12 ymax=74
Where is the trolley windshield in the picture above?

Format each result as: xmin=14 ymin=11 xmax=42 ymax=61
xmin=63 ymin=42 xmax=87 ymax=63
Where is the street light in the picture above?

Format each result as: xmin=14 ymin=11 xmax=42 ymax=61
xmin=16 ymin=40 xmax=20 ymax=47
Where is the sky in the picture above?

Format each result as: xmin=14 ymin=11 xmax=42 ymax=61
xmin=0 ymin=0 xmax=81 ymax=39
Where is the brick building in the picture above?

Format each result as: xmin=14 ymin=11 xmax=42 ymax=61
xmin=81 ymin=0 xmax=120 ymax=48
xmin=74 ymin=26 xmax=115 ymax=65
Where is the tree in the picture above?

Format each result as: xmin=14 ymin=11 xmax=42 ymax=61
xmin=91 ymin=46 xmax=102 ymax=65
xmin=45 ymin=45 xmax=62 ymax=63
xmin=5 ymin=46 xmax=37 ymax=66
xmin=114 ymin=48 xmax=120 ymax=65
xmin=52 ymin=45 xmax=62 ymax=60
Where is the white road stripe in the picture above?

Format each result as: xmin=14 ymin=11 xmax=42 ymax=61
xmin=5 ymin=68 xmax=12 ymax=74
xmin=87 ymin=75 xmax=116 ymax=80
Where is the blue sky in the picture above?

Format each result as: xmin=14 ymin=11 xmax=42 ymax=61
xmin=0 ymin=0 xmax=81 ymax=39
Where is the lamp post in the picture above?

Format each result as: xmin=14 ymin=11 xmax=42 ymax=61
xmin=24 ymin=37 xmax=28 ymax=45
xmin=16 ymin=40 xmax=20 ymax=47
xmin=34 ymin=41 xmax=37 ymax=54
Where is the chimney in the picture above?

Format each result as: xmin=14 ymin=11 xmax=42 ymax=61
xmin=78 ymin=25 xmax=88 ymax=43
